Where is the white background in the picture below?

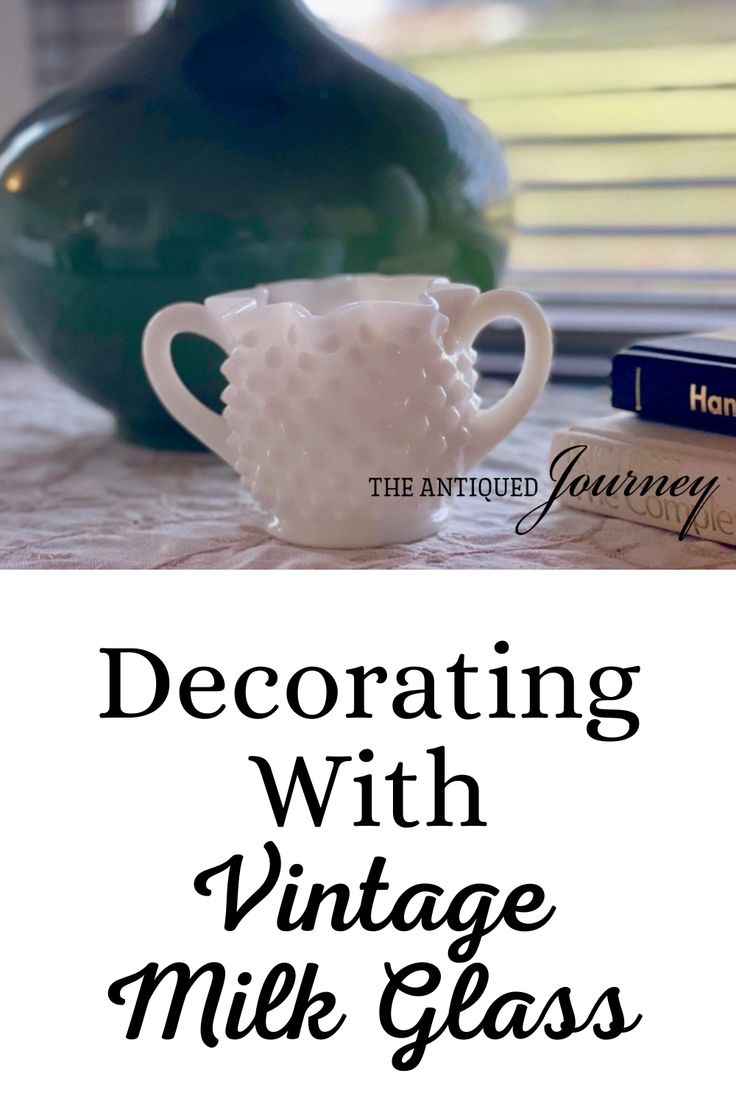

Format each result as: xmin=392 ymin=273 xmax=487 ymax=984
xmin=1 ymin=572 xmax=733 ymax=1102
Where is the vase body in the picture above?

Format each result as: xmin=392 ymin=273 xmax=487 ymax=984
xmin=0 ymin=0 xmax=511 ymax=448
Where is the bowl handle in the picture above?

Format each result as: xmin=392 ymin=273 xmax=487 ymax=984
xmin=461 ymin=289 xmax=553 ymax=470
xmin=142 ymin=303 xmax=237 ymax=461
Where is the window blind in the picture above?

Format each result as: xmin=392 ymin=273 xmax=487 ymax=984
xmin=404 ymin=2 xmax=736 ymax=311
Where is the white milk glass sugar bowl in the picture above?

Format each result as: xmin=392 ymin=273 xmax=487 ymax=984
xmin=143 ymin=274 xmax=552 ymax=548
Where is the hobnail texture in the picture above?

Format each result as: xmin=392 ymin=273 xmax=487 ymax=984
xmin=220 ymin=289 xmax=482 ymax=547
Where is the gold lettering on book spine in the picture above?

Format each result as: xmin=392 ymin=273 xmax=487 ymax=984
xmin=690 ymin=384 xmax=736 ymax=418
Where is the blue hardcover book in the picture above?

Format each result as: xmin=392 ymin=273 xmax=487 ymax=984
xmin=612 ymin=330 xmax=736 ymax=437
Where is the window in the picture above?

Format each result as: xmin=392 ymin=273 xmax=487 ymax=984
xmin=312 ymin=0 xmax=736 ymax=346
xmin=394 ymin=0 xmax=736 ymax=345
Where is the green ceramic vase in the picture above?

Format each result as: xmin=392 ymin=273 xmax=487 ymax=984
xmin=0 ymin=0 xmax=511 ymax=448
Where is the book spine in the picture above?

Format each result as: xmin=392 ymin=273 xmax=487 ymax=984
xmin=612 ymin=351 xmax=736 ymax=437
xmin=549 ymin=430 xmax=736 ymax=546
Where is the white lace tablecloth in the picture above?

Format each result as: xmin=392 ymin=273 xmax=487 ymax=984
xmin=0 ymin=359 xmax=733 ymax=569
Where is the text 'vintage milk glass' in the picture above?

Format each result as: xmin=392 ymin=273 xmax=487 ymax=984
xmin=143 ymin=274 xmax=552 ymax=547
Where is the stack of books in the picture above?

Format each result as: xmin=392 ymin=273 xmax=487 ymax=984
xmin=550 ymin=331 xmax=736 ymax=546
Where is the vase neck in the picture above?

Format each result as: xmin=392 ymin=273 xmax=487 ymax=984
xmin=166 ymin=0 xmax=308 ymax=24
